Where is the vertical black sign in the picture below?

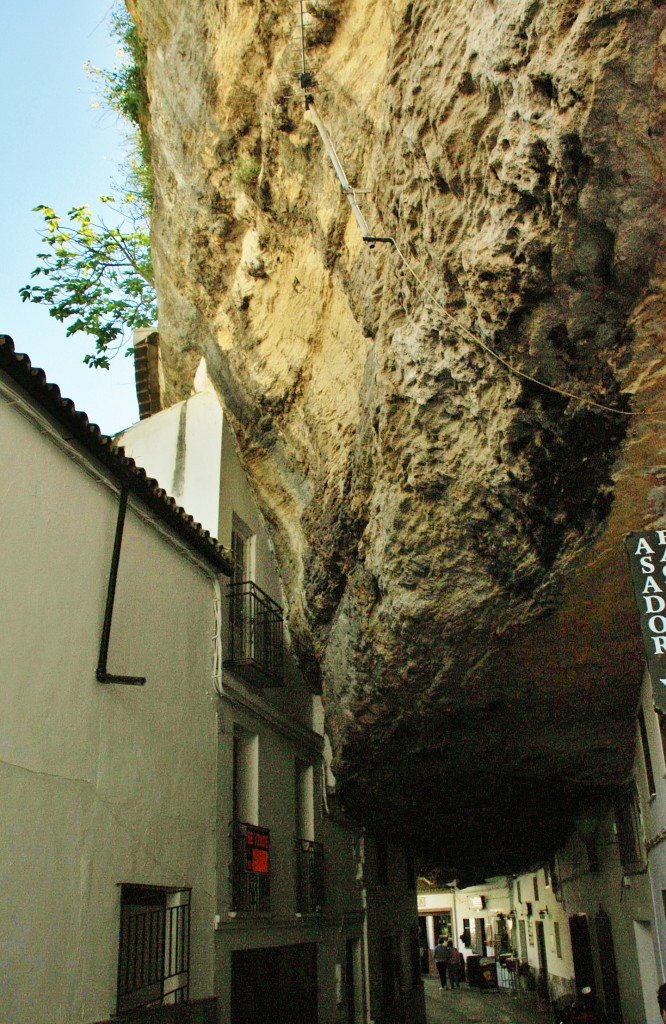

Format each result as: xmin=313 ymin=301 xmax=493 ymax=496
xmin=625 ymin=529 xmax=666 ymax=712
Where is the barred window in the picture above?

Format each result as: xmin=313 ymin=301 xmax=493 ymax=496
xmin=614 ymin=785 xmax=645 ymax=872
xmin=117 ymin=884 xmax=191 ymax=1014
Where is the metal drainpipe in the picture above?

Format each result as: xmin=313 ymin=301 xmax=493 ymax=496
xmin=358 ymin=832 xmax=375 ymax=1024
xmin=97 ymin=484 xmax=146 ymax=685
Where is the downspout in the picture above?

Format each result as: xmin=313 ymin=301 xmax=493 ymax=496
xmin=212 ymin=574 xmax=226 ymax=696
xmin=96 ymin=484 xmax=146 ymax=685
xmin=358 ymin=832 xmax=375 ymax=1024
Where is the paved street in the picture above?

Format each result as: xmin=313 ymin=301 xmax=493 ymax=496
xmin=424 ymin=975 xmax=552 ymax=1024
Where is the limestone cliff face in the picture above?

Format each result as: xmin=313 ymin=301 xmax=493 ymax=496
xmin=130 ymin=0 xmax=666 ymax=877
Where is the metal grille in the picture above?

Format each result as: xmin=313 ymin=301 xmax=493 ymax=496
xmin=296 ymin=839 xmax=325 ymax=913
xmin=117 ymin=886 xmax=191 ymax=1014
xmin=231 ymin=821 xmax=271 ymax=912
xmin=226 ymin=581 xmax=284 ymax=686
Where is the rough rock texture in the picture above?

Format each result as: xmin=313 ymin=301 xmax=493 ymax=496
xmin=130 ymin=0 xmax=666 ymax=879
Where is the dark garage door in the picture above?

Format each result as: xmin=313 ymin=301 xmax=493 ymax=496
xmin=231 ymin=943 xmax=318 ymax=1024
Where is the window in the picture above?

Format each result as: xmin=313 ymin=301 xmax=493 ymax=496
xmin=659 ymin=712 xmax=666 ymax=765
xmin=231 ymin=513 xmax=255 ymax=585
xmin=231 ymin=729 xmax=270 ymax=911
xmin=295 ymin=760 xmax=324 ymax=913
xmin=638 ymin=708 xmax=656 ymax=797
xmin=516 ymin=880 xmax=522 ymax=904
xmin=614 ymin=784 xmax=645 ymax=871
xmin=584 ymin=837 xmax=600 ymax=873
xmin=227 ymin=514 xmax=284 ymax=687
xmin=533 ymin=875 xmax=539 ymax=901
xmin=117 ymin=884 xmax=190 ymax=1014
xmin=554 ymin=921 xmax=562 ymax=959
xmin=543 ymin=863 xmax=551 ymax=887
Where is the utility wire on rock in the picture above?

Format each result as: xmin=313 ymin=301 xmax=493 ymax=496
xmin=295 ymin=3 xmax=660 ymax=420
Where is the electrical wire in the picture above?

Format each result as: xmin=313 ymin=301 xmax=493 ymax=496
xmin=302 ymin=85 xmax=666 ymax=421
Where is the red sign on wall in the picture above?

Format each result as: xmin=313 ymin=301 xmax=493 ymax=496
xmin=246 ymin=828 xmax=270 ymax=874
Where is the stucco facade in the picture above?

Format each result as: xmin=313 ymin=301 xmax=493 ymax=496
xmin=0 ymin=342 xmax=225 ymax=1024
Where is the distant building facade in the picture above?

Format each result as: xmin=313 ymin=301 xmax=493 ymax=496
xmin=416 ymin=667 xmax=666 ymax=1024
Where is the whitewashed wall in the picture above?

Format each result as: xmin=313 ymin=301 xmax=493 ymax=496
xmin=0 ymin=385 xmax=218 ymax=1024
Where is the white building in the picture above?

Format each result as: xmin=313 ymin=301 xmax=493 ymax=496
xmin=0 ymin=335 xmax=226 ymax=1024
xmin=117 ymin=347 xmax=427 ymax=1024
xmin=1 ymin=333 xmax=425 ymax=1024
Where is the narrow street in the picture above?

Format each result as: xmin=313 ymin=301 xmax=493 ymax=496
xmin=423 ymin=975 xmax=552 ymax=1024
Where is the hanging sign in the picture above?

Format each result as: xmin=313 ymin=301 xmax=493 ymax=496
xmin=246 ymin=827 xmax=270 ymax=874
xmin=625 ymin=529 xmax=666 ymax=711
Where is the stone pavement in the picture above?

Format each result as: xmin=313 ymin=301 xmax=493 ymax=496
xmin=424 ymin=975 xmax=552 ymax=1024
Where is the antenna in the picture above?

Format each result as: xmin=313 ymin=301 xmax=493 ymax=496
xmin=296 ymin=2 xmax=391 ymax=246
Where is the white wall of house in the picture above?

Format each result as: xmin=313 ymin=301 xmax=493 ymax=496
xmin=0 ymin=381 xmax=219 ymax=1024
xmin=117 ymin=385 xmax=223 ymax=537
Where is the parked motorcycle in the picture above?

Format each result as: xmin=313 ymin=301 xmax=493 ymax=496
xmin=552 ymin=987 xmax=609 ymax=1024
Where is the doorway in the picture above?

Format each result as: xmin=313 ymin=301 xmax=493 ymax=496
xmin=474 ymin=918 xmax=487 ymax=955
xmin=594 ymin=910 xmax=623 ymax=1024
xmin=569 ymin=914 xmax=595 ymax=994
xmin=634 ymin=920 xmax=660 ymax=1024
xmin=518 ymin=919 xmax=528 ymax=961
xmin=231 ymin=943 xmax=318 ymax=1024
xmin=535 ymin=920 xmax=549 ymax=999
xmin=345 ymin=938 xmax=363 ymax=1024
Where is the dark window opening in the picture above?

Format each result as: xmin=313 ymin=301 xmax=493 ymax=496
xmin=638 ymin=708 xmax=656 ymax=797
xmin=296 ymin=839 xmax=325 ymax=913
xmin=117 ymin=884 xmax=191 ymax=1015
xmin=584 ymin=837 xmax=600 ymax=874
xmin=533 ymin=875 xmax=539 ymax=901
xmin=614 ymin=785 xmax=645 ymax=872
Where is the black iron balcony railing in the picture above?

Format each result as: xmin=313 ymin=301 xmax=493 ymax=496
xmin=296 ymin=839 xmax=325 ymax=914
xmin=230 ymin=821 xmax=271 ymax=912
xmin=226 ymin=581 xmax=284 ymax=687
xmin=117 ymin=888 xmax=191 ymax=1014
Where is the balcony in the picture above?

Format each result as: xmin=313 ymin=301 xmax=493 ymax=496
xmin=230 ymin=821 xmax=271 ymax=912
xmin=296 ymin=839 xmax=325 ymax=914
xmin=225 ymin=581 xmax=284 ymax=688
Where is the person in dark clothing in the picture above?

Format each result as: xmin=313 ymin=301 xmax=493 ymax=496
xmin=433 ymin=937 xmax=448 ymax=989
xmin=446 ymin=940 xmax=461 ymax=989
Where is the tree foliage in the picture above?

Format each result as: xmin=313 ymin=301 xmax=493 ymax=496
xmin=20 ymin=198 xmax=156 ymax=369
xmin=20 ymin=2 xmax=155 ymax=369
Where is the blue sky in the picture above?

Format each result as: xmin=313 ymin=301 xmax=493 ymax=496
xmin=1 ymin=0 xmax=140 ymax=434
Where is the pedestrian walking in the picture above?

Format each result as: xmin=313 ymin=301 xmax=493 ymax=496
xmin=433 ymin=936 xmax=448 ymax=989
xmin=446 ymin=940 xmax=461 ymax=989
